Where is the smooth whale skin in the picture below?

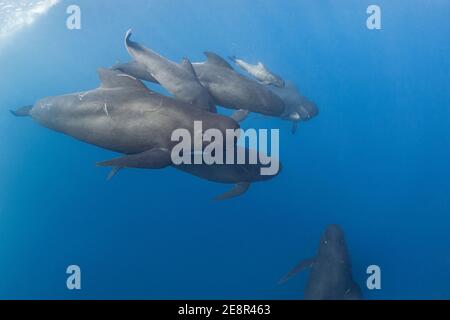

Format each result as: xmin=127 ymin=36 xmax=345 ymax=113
xmin=113 ymin=52 xmax=286 ymax=117
xmin=112 ymin=60 xmax=158 ymax=83
xmin=268 ymin=81 xmax=319 ymax=134
xmin=174 ymin=146 xmax=281 ymax=200
xmin=279 ymin=225 xmax=363 ymax=300
xmin=192 ymin=52 xmax=285 ymax=116
xmin=229 ymin=56 xmax=285 ymax=87
xmin=13 ymin=68 xmax=239 ymax=169
xmin=124 ymin=30 xmax=215 ymax=112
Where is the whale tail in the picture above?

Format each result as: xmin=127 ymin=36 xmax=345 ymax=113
xmin=10 ymin=105 xmax=32 ymax=117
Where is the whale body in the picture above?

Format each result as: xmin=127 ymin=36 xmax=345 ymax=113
xmin=279 ymin=225 xmax=363 ymax=300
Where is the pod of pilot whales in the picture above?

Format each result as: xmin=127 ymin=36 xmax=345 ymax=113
xmin=11 ymin=30 xmax=318 ymax=201
xmin=11 ymin=31 xmax=363 ymax=299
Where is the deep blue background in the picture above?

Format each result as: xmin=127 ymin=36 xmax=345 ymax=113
xmin=0 ymin=0 xmax=449 ymax=299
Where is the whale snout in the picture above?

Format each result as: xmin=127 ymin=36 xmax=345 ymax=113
xmin=297 ymin=101 xmax=319 ymax=121
xmin=324 ymin=224 xmax=345 ymax=242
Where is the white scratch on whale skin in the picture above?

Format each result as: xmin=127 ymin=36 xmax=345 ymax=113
xmin=104 ymin=102 xmax=109 ymax=117
xmin=117 ymin=73 xmax=137 ymax=81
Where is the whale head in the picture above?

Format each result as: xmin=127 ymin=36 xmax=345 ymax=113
xmin=317 ymin=224 xmax=349 ymax=261
xmin=296 ymin=96 xmax=319 ymax=121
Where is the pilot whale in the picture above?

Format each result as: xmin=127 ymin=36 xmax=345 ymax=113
xmin=113 ymin=52 xmax=286 ymax=118
xmin=278 ymin=225 xmax=363 ymax=300
xmin=10 ymin=69 xmax=278 ymax=200
xmin=11 ymin=68 xmax=239 ymax=170
xmin=268 ymin=81 xmax=319 ymax=134
xmin=124 ymin=30 xmax=215 ymax=112
xmin=228 ymin=56 xmax=285 ymax=87
xmin=173 ymin=146 xmax=281 ymax=200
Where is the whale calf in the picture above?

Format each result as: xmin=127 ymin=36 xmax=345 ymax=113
xmin=229 ymin=56 xmax=285 ymax=87
xmin=278 ymin=225 xmax=363 ymax=300
xmin=124 ymin=30 xmax=215 ymax=112
xmin=113 ymin=52 xmax=286 ymax=118
xmin=11 ymin=68 xmax=239 ymax=171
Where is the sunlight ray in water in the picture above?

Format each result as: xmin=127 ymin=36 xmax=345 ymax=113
xmin=0 ymin=0 xmax=59 ymax=38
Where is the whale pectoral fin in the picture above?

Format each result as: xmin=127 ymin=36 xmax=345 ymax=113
xmin=344 ymin=281 xmax=363 ymax=300
xmin=204 ymin=51 xmax=234 ymax=70
xmin=106 ymin=166 xmax=122 ymax=181
xmin=97 ymin=148 xmax=171 ymax=169
xmin=291 ymin=121 xmax=299 ymax=135
xmin=214 ymin=182 xmax=250 ymax=201
xmin=231 ymin=109 xmax=250 ymax=123
xmin=10 ymin=105 xmax=32 ymax=117
xmin=277 ymin=257 xmax=316 ymax=285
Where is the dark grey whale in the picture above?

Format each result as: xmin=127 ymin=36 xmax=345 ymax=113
xmin=124 ymin=30 xmax=215 ymax=112
xmin=192 ymin=52 xmax=285 ymax=117
xmin=174 ymin=146 xmax=281 ymax=200
xmin=11 ymin=68 xmax=239 ymax=170
xmin=113 ymin=52 xmax=286 ymax=118
xmin=279 ymin=225 xmax=363 ymax=300
xmin=268 ymin=81 xmax=319 ymax=134
xmin=11 ymin=69 xmax=280 ymax=200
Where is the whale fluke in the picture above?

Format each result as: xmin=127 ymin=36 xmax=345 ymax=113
xmin=214 ymin=182 xmax=250 ymax=201
xmin=10 ymin=105 xmax=32 ymax=117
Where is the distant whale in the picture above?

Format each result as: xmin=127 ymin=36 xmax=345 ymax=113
xmin=228 ymin=56 xmax=285 ymax=87
xmin=278 ymin=225 xmax=363 ymax=300
xmin=11 ymin=68 xmax=239 ymax=171
xmin=124 ymin=30 xmax=215 ymax=112
xmin=113 ymin=52 xmax=286 ymax=119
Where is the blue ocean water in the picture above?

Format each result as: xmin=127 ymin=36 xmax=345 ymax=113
xmin=0 ymin=0 xmax=449 ymax=299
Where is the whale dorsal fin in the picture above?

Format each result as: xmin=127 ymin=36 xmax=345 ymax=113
xmin=180 ymin=57 xmax=198 ymax=76
xmin=97 ymin=68 xmax=147 ymax=90
xmin=204 ymin=51 xmax=234 ymax=70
